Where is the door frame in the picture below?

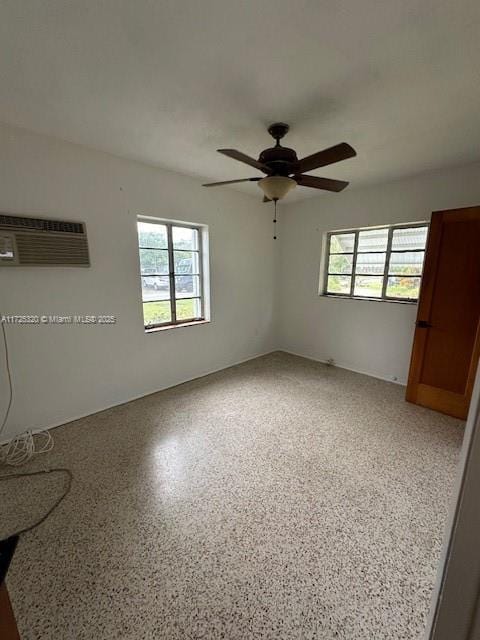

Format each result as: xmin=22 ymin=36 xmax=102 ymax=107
xmin=407 ymin=206 xmax=480 ymax=419
xmin=426 ymin=365 xmax=480 ymax=639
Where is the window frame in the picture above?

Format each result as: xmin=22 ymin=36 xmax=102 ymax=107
xmin=321 ymin=221 xmax=429 ymax=303
xmin=137 ymin=217 xmax=207 ymax=331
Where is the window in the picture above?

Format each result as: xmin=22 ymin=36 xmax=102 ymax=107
xmin=137 ymin=218 xmax=207 ymax=330
xmin=323 ymin=223 xmax=429 ymax=302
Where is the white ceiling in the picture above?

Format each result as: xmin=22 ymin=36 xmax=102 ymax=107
xmin=1 ymin=0 xmax=479 ymax=201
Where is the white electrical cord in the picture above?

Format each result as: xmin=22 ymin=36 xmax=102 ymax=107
xmin=0 ymin=320 xmax=13 ymax=436
xmin=0 ymin=321 xmax=55 ymax=466
xmin=0 ymin=322 xmax=73 ymax=538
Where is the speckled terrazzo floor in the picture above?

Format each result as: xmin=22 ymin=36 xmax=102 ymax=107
xmin=1 ymin=351 xmax=464 ymax=640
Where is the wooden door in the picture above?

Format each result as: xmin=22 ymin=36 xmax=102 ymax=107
xmin=0 ymin=583 xmax=20 ymax=640
xmin=406 ymin=206 xmax=480 ymax=419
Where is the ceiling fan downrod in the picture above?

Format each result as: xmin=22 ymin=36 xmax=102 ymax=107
xmin=268 ymin=122 xmax=290 ymax=147
xmin=273 ymin=198 xmax=278 ymax=240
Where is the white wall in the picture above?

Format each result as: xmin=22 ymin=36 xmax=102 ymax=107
xmin=0 ymin=124 xmax=277 ymax=439
xmin=278 ymin=162 xmax=480 ymax=384
xmin=3 ymin=122 xmax=480 ymax=442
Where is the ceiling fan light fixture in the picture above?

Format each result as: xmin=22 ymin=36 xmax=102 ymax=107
xmin=258 ymin=176 xmax=296 ymax=201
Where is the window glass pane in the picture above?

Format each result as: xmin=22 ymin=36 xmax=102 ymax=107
xmin=140 ymin=249 xmax=169 ymax=275
xmin=355 ymin=253 xmax=386 ymax=275
xmin=391 ymin=226 xmax=428 ymax=250
xmin=324 ymin=223 xmax=428 ymax=301
xmin=388 ymin=251 xmax=424 ymax=275
xmin=143 ymin=301 xmax=171 ymax=326
xmin=141 ymin=276 xmax=170 ymax=301
xmin=173 ymin=226 xmax=198 ymax=250
xmin=357 ymin=228 xmax=388 ymax=252
xmin=174 ymin=251 xmax=199 ymax=274
xmin=328 ymin=254 xmax=353 ymax=274
xmin=386 ymin=276 xmax=421 ymax=299
xmin=327 ymin=275 xmax=351 ymax=294
xmin=353 ymin=275 xmax=383 ymax=297
xmin=175 ymin=275 xmax=200 ymax=299
xmin=176 ymin=298 xmax=202 ymax=320
xmin=137 ymin=218 xmax=206 ymax=329
xmin=137 ymin=222 xmax=168 ymax=248
xmin=329 ymin=233 xmax=355 ymax=253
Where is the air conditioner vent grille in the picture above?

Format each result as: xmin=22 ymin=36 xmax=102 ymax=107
xmin=0 ymin=213 xmax=90 ymax=267
xmin=0 ymin=214 xmax=84 ymax=234
xmin=15 ymin=234 xmax=90 ymax=265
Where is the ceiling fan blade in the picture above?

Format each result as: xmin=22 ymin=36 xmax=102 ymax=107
xmin=217 ymin=149 xmax=270 ymax=173
xmin=294 ymin=143 xmax=356 ymax=174
xmin=295 ymin=174 xmax=349 ymax=192
xmin=203 ymin=177 xmax=261 ymax=187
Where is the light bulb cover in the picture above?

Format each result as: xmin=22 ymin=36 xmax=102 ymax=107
xmin=258 ymin=176 xmax=296 ymax=200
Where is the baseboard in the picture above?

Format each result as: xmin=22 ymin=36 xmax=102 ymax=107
xmin=279 ymin=349 xmax=407 ymax=386
xmin=1 ymin=347 xmax=406 ymax=445
xmin=0 ymin=348 xmax=277 ymax=444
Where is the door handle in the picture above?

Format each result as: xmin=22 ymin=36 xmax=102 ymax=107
xmin=416 ymin=320 xmax=432 ymax=328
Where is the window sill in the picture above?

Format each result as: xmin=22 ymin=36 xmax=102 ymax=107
xmin=145 ymin=319 xmax=210 ymax=333
xmin=319 ymin=294 xmax=418 ymax=305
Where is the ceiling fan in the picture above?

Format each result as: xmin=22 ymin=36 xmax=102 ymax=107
xmin=203 ymin=122 xmax=356 ymax=202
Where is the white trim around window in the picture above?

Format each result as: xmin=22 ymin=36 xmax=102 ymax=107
xmin=137 ymin=216 xmax=210 ymax=331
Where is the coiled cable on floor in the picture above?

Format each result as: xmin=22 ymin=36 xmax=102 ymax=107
xmin=0 ymin=430 xmax=54 ymax=466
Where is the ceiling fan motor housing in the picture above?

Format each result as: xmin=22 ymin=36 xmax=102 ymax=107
xmin=259 ymin=146 xmax=298 ymax=176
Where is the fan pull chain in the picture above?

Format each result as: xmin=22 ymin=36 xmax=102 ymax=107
xmin=273 ymin=199 xmax=278 ymax=240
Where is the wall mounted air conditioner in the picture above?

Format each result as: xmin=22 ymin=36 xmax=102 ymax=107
xmin=0 ymin=214 xmax=90 ymax=267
